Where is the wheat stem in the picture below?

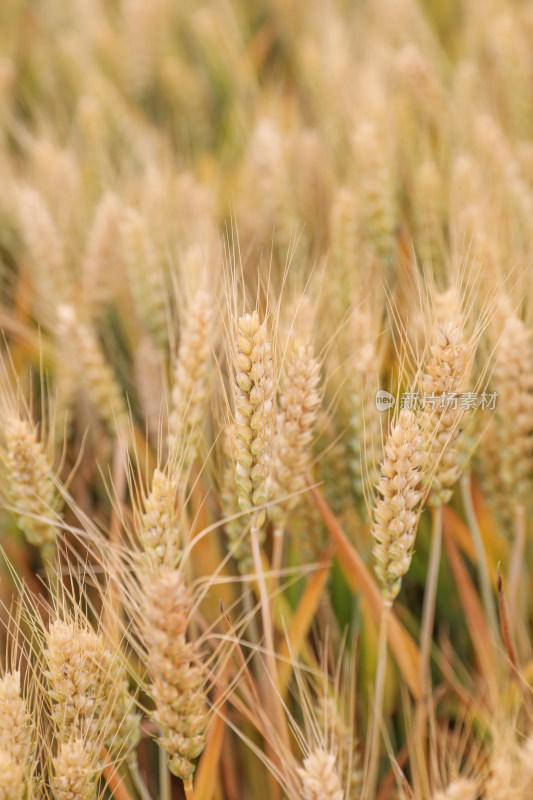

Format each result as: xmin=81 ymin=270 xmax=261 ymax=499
xmin=42 ymin=542 xmax=58 ymax=600
xmin=250 ymin=520 xmax=288 ymax=746
xmin=184 ymin=778 xmax=195 ymax=800
xmin=250 ymin=522 xmax=276 ymax=666
xmin=419 ymin=505 xmax=442 ymax=693
xmin=416 ymin=503 xmax=442 ymax=767
xmin=270 ymin=523 xmax=284 ymax=601
xmin=460 ymin=473 xmax=499 ymax=640
xmin=127 ymin=756 xmax=154 ymax=800
xmin=363 ymin=599 xmax=391 ymax=800
xmin=159 ymin=744 xmax=171 ymax=800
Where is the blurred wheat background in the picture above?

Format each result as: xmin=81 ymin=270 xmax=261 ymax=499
xmin=0 ymin=0 xmax=533 ymax=798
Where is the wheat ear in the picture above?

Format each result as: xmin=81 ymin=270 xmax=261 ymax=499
xmin=82 ymin=192 xmax=124 ymax=320
xmin=232 ymin=309 xmax=289 ymax=743
xmin=492 ymin=312 xmax=533 ymax=627
xmin=417 ymin=305 xmax=474 ymax=768
xmin=140 ymin=566 xmax=208 ymax=793
xmin=364 ymin=408 xmax=424 ymax=800
xmin=232 ymin=309 xmax=275 ymax=586
xmin=52 ymin=738 xmax=98 ymax=800
xmin=221 ymin=425 xmax=252 ymax=574
xmin=353 ymin=119 xmax=396 ymax=277
xmin=348 ymin=308 xmax=382 ymax=514
xmin=168 ymin=290 xmax=213 ymax=482
xmin=137 ymin=467 xmax=180 ymax=570
xmin=269 ymin=341 xmax=321 ymax=576
xmin=420 ymin=315 xmax=472 ymax=507
xmin=57 ymin=304 xmax=128 ymax=433
xmin=44 ymin=617 xmax=139 ymax=759
xmin=297 ymin=749 xmax=344 ymax=800
xmin=16 ymin=185 xmax=73 ymax=312
xmin=432 ymin=778 xmax=479 ymax=800
xmin=316 ymin=694 xmax=362 ymax=796
xmin=4 ymin=416 xmax=62 ymax=567
xmin=0 ymin=750 xmax=24 ymax=800
xmin=484 ymin=750 xmax=521 ymax=800
xmin=121 ymin=207 xmax=168 ymax=348
xmin=0 ymin=671 xmax=32 ymax=800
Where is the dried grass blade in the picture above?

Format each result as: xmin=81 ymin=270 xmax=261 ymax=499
xmin=442 ymin=514 xmax=497 ymax=684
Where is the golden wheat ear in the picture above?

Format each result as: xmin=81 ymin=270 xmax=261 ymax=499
xmin=121 ymin=206 xmax=169 ymax=349
xmin=138 ymin=566 xmax=209 ymax=787
xmin=365 ymin=406 xmax=425 ymax=800
xmin=51 ymin=738 xmax=100 ymax=800
xmin=268 ymin=340 xmax=322 ymax=579
xmin=420 ymin=302 xmax=475 ymax=508
xmin=431 ymin=779 xmax=479 ymax=800
xmin=297 ymin=749 xmax=344 ymax=800
xmin=3 ymin=415 xmax=63 ymax=556
xmin=43 ymin=614 xmax=140 ymax=760
xmin=372 ymin=408 xmax=425 ymax=605
xmin=232 ymin=309 xmax=275 ymax=523
xmin=135 ymin=466 xmax=181 ymax=570
xmin=168 ymin=288 xmax=214 ymax=481
xmin=347 ymin=304 xmax=384 ymax=519
xmin=0 ymin=670 xmax=32 ymax=800
xmin=56 ymin=304 xmax=129 ymax=434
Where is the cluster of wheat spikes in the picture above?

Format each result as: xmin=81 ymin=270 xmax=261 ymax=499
xmin=3 ymin=0 xmax=533 ymax=798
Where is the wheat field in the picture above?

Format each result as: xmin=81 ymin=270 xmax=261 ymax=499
xmin=0 ymin=0 xmax=532 ymax=798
